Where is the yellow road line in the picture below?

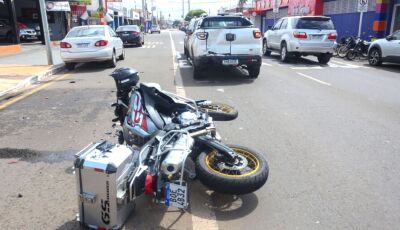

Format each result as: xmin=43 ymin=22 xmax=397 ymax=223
xmin=0 ymin=72 xmax=71 ymax=110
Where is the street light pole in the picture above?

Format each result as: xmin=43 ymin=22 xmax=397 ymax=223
xmin=38 ymin=0 xmax=53 ymax=65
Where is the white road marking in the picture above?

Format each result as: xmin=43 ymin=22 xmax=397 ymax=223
xmin=296 ymin=72 xmax=331 ymax=86
xmin=217 ymin=88 xmax=224 ymax=93
xmin=262 ymin=62 xmax=272 ymax=66
xmin=151 ymin=45 xmax=156 ymax=48
xmin=291 ymin=66 xmax=323 ymax=70
xmin=168 ymin=30 xmax=219 ymax=230
xmin=331 ymin=60 xmax=360 ymax=68
xmin=178 ymin=60 xmax=191 ymax=68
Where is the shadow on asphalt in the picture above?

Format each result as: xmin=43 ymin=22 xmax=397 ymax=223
xmin=177 ymin=55 xmax=256 ymax=87
xmin=363 ymin=63 xmax=400 ymax=74
xmin=263 ymin=53 xmax=327 ymax=67
xmin=210 ymin=192 xmax=259 ymax=221
xmin=0 ymin=148 xmax=76 ymax=164
xmin=69 ymin=62 xmax=111 ymax=74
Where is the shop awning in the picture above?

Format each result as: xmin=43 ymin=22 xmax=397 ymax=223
xmin=46 ymin=1 xmax=71 ymax=11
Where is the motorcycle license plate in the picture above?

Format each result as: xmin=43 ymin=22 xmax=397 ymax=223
xmin=165 ymin=182 xmax=187 ymax=209
xmin=222 ymin=59 xmax=239 ymax=65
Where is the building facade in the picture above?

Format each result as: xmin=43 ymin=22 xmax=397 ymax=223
xmin=252 ymin=0 xmax=400 ymax=40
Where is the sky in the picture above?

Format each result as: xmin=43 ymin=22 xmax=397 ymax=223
xmin=126 ymin=0 xmax=243 ymax=20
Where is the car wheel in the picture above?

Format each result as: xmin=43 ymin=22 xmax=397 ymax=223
xmin=247 ymin=65 xmax=260 ymax=79
xmin=65 ymin=63 xmax=75 ymax=70
xmin=263 ymin=39 xmax=271 ymax=56
xmin=318 ymin=54 xmax=331 ymax=64
xmin=193 ymin=60 xmax=203 ymax=79
xmin=119 ymin=49 xmax=125 ymax=60
xmin=368 ymin=48 xmax=382 ymax=66
xmin=108 ymin=51 xmax=117 ymax=68
xmin=280 ymin=42 xmax=289 ymax=62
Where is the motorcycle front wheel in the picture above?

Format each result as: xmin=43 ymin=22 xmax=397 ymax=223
xmin=198 ymin=102 xmax=238 ymax=121
xmin=195 ymin=145 xmax=269 ymax=195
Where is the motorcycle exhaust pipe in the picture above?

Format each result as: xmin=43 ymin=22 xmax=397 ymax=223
xmin=161 ymin=135 xmax=194 ymax=176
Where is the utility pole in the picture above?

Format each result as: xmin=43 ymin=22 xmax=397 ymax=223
xmin=38 ymin=0 xmax=53 ymax=65
xmin=188 ymin=0 xmax=190 ymax=12
xmin=182 ymin=0 xmax=184 ymax=19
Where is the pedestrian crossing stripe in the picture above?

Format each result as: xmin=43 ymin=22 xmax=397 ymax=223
xmin=261 ymin=61 xmax=366 ymax=70
xmin=145 ymin=42 xmax=163 ymax=45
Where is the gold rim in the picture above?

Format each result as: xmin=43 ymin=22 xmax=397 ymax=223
xmin=205 ymin=147 xmax=260 ymax=178
xmin=202 ymin=103 xmax=233 ymax=114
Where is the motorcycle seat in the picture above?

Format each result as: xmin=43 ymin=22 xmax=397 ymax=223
xmin=139 ymin=83 xmax=179 ymax=130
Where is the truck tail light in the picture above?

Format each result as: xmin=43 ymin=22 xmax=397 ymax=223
xmin=293 ymin=32 xmax=308 ymax=39
xmin=60 ymin=42 xmax=72 ymax=48
xmin=253 ymin=30 xmax=262 ymax=39
xmin=132 ymin=31 xmax=139 ymax=36
xmin=196 ymin=32 xmax=208 ymax=40
xmin=95 ymin=40 xmax=108 ymax=47
xmin=328 ymin=33 xmax=337 ymax=40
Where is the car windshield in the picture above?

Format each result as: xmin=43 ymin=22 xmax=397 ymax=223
xmin=201 ymin=17 xmax=253 ymax=28
xmin=294 ymin=18 xmax=335 ymax=30
xmin=116 ymin=26 xmax=140 ymax=32
xmin=67 ymin=27 xmax=105 ymax=38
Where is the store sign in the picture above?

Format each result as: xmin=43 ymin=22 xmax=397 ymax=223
xmin=357 ymin=0 xmax=368 ymax=13
xmin=255 ymin=0 xmax=289 ymax=11
xmin=272 ymin=0 xmax=279 ymax=13
xmin=46 ymin=1 xmax=70 ymax=11
xmin=107 ymin=2 xmax=123 ymax=11
xmin=69 ymin=0 xmax=91 ymax=6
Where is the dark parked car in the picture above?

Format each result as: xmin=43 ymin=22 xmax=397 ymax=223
xmin=116 ymin=25 xmax=144 ymax=47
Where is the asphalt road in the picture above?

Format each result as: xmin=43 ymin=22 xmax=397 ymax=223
xmin=1 ymin=30 xmax=400 ymax=230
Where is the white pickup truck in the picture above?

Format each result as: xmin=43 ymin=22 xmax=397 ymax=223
xmin=184 ymin=15 xmax=262 ymax=79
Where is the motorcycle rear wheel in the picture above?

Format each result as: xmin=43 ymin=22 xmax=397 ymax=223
xmin=199 ymin=102 xmax=238 ymax=121
xmin=346 ymin=51 xmax=356 ymax=60
xmin=195 ymin=145 xmax=269 ymax=195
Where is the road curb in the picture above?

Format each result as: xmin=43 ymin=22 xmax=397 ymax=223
xmin=0 ymin=64 xmax=66 ymax=99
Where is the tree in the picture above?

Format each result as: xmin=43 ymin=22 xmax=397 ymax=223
xmin=184 ymin=9 xmax=207 ymax=21
xmin=238 ymin=0 xmax=248 ymax=12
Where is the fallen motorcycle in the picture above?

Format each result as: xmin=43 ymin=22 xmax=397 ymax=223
xmin=74 ymin=67 xmax=268 ymax=229
xmin=111 ymin=67 xmax=268 ymax=194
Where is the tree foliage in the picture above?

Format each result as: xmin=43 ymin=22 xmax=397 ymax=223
xmin=185 ymin=9 xmax=207 ymax=21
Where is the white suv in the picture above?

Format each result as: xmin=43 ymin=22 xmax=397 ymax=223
xmin=184 ymin=15 xmax=262 ymax=79
xmin=368 ymin=30 xmax=400 ymax=66
xmin=263 ymin=16 xmax=337 ymax=64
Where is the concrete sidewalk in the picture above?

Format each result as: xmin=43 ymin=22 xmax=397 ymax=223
xmin=0 ymin=43 xmax=65 ymax=99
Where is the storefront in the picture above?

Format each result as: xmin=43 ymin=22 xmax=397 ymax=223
xmin=46 ymin=1 xmax=70 ymax=40
xmin=253 ymin=0 xmax=399 ymax=39
xmin=0 ymin=0 xmax=19 ymax=45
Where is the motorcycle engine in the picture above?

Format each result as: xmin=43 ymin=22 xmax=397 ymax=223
xmin=178 ymin=111 xmax=198 ymax=126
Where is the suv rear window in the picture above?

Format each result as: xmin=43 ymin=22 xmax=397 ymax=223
xmin=294 ymin=17 xmax=335 ymax=30
xmin=201 ymin=17 xmax=253 ymax=29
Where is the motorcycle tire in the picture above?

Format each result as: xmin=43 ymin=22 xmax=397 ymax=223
xmin=195 ymin=145 xmax=269 ymax=195
xmin=346 ymin=51 xmax=356 ymax=60
xmin=199 ymin=102 xmax=238 ymax=121
xmin=337 ymin=46 xmax=349 ymax=58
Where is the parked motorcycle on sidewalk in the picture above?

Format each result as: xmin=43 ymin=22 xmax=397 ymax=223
xmin=346 ymin=37 xmax=371 ymax=60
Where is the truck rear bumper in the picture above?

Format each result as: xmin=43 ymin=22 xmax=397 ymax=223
xmin=196 ymin=54 xmax=262 ymax=67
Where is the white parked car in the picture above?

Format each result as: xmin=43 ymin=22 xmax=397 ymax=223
xmin=185 ymin=15 xmax=262 ymax=79
xmin=368 ymin=30 xmax=400 ymax=66
xmin=263 ymin=16 xmax=337 ymax=64
xmin=60 ymin=25 xmax=124 ymax=70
